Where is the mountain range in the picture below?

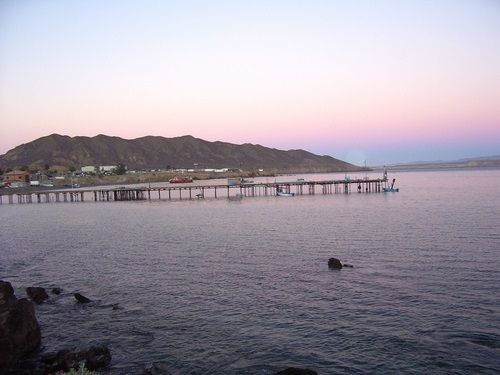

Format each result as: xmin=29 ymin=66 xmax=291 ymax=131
xmin=0 ymin=134 xmax=362 ymax=173
xmin=380 ymin=154 xmax=500 ymax=171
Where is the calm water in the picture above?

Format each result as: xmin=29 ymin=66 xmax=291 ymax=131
xmin=1 ymin=170 xmax=499 ymax=374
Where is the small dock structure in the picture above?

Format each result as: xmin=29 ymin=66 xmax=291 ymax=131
xmin=0 ymin=176 xmax=394 ymax=205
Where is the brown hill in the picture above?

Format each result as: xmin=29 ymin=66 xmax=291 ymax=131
xmin=0 ymin=134 xmax=362 ymax=173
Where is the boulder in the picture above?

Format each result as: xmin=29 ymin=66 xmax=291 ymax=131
xmin=26 ymin=287 xmax=49 ymax=304
xmin=41 ymin=346 xmax=111 ymax=373
xmin=74 ymin=293 xmax=92 ymax=303
xmin=84 ymin=346 xmax=112 ymax=370
xmin=328 ymin=257 xmax=343 ymax=269
xmin=276 ymin=367 xmax=318 ymax=375
xmin=142 ymin=362 xmax=172 ymax=374
xmin=0 ymin=281 xmax=16 ymax=306
xmin=0 ymin=280 xmax=41 ymax=372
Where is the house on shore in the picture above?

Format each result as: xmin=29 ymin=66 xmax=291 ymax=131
xmin=2 ymin=170 xmax=30 ymax=187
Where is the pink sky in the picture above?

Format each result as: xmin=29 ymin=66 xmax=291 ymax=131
xmin=1 ymin=1 xmax=499 ymax=164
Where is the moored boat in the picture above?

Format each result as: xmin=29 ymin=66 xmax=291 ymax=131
xmin=383 ymin=178 xmax=399 ymax=192
xmin=277 ymin=190 xmax=294 ymax=197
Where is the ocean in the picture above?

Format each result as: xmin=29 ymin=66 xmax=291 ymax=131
xmin=1 ymin=169 xmax=499 ymax=374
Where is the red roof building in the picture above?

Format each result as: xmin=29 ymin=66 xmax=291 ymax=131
xmin=3 ymin=170 xmax=30 ymax=183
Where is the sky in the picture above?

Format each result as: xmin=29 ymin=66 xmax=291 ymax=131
xmin=0 ymin=0 xmax=499 ymax=165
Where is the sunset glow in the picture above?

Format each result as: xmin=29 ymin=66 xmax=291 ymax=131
xmin=0 ymin=0 xmax=499 ymax=164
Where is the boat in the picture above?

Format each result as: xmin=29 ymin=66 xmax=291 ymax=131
xmin=277 ymin=189 xmax=294 ymax=197
xmin=169 ymin=176 xmax=193 ymax=183
xmin=383 ymin=178 xmax=399 ymax=192
xmin=383 ymin=187 xmax=399 ymax=192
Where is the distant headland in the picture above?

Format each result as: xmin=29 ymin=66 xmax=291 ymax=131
xmin=376 ymin=155 xmax=500 ymax=171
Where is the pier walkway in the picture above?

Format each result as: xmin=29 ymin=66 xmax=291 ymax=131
xmin=0 ymin=177 xmax=390 ymax=205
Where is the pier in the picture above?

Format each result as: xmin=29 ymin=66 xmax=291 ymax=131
xmin=0 ymin=177 xmax=391 ymax=205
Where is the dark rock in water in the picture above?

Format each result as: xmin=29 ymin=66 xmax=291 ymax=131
xmin=41 ymin=346 xmax=111 ymax=373
xmin=4 ymin=357 xmax=46 ymax=375
xmin=0 ymin=281 xmax=16 ymax=306
xmin=41 ymin=349 xmax=72 ymax=372
xmin=276 ymin=367 xmax=318 ymax=375
xmin=51 ymin=287 xmax=62 ymax=295
xmin=143 ymin=362 xmax=172 ymax=374
xmin=343 ymin=263 xmax=354 ymax=268
xmin=26 ymin=287 xmax=49 ymax=304
xmin=74 ymin=293 xmax=92 ymax=303
xmin=328 ymin=257 xmax=343 ymax=269
xmin=0 ymin=280 xmax=41 ymax=373
xmin=84 ymin=346 xmax=112 ymax=370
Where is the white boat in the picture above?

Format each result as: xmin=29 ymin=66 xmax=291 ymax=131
xmin=383 ymin=178 xmax=399 ymax=192
xmin=277 ymin=190 xmax=294 ymax=197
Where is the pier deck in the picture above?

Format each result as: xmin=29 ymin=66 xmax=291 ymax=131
xmin=0 ymin=177 xmax=390 ymax=205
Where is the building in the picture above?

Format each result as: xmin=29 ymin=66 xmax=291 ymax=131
xmin=99 ymin=165 xmax=117 ymax=172
xmin=81 ymin=166 xmax=95 ymax=173
xmin=3 ymin=170 xmax=30 ymax=184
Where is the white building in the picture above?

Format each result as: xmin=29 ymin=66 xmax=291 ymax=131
xmin=81 ymin=166 xmax=95 ymax=173
xmin=100 ymin=165 xmax=117 ymax=172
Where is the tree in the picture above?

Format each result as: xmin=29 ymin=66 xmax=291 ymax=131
xmin=69 ymin=165 xmax=76 ymax=173
xmin=114 ymin=163 xmax=127 ymax=175
xmin=44 ymin=164 xmax=50 ymax=171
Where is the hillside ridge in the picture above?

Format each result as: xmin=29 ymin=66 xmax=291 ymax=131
xmin=0 ymin=134 xmax=362 ymax=173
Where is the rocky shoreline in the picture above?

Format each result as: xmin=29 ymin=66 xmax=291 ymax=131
xmin=1 ymin=280 xmax=319 ymax=375
xmin=0 ymin=281 xmax=111 ymax=375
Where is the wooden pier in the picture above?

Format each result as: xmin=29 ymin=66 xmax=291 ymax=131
xmin=0 ymin=177 xmax=391 ymax=205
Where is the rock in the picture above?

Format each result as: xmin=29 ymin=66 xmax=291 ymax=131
xmin=51 ymin=287 xmax=62 ymax=295
xmin=276 ymin=367 xmax=318 ymax=375
xmin=41 ymin=346 xmax=111 ymax=373
xmin=0 ymin=280 xmax=41 ymax=372
xmin=0 ymin=281 xmax=16 ymax=306
xmin=84 ymin=346 xmax=112 ymax=371
xmin=4 ymin=357 xmax=46 ymax=375
xmin=26 ymin=287 xmax=49 ymax=304
xmin=41 ymin=349 xmax=72 ymax=373
xmin=142 ymin=362 xmax=172 ymax=374
xmin=328 ymin=257 xmax=343 ymax=269
xmin=343 ymin=263 xmax=354 ymax=268
xmin=74 ymin=293 xmax=92 ymax=303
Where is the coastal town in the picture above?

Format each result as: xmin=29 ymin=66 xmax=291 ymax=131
xmin=0 ymin=164 xmax=265 ymax=190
